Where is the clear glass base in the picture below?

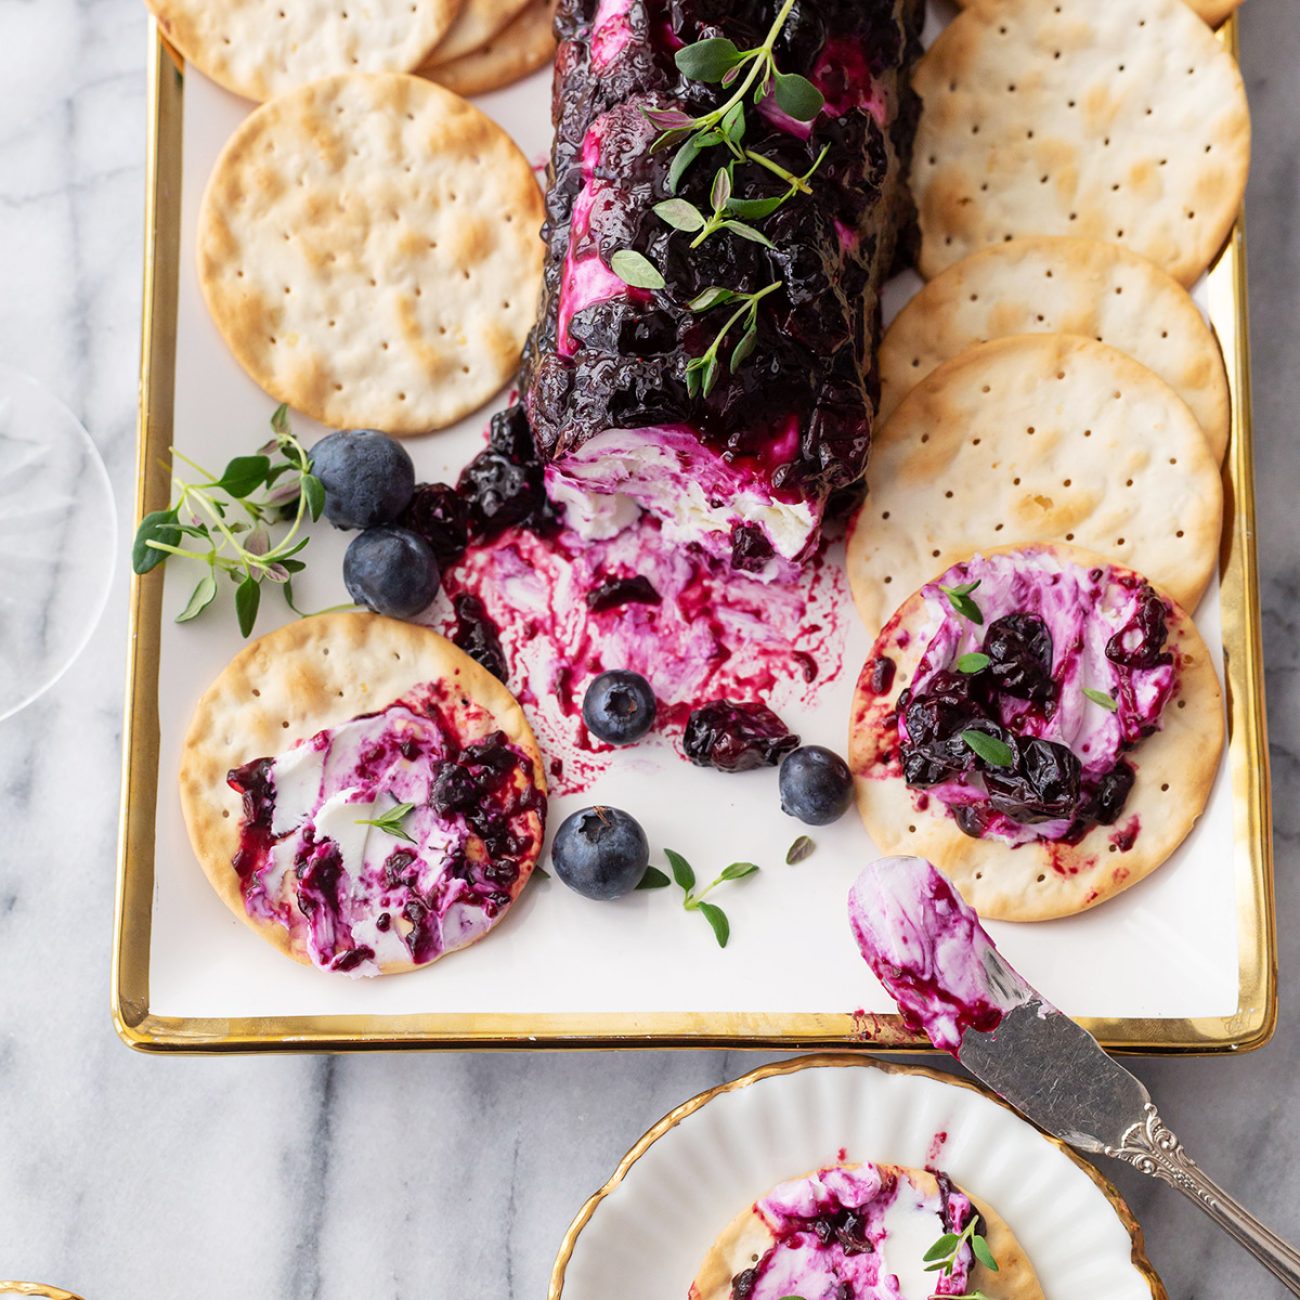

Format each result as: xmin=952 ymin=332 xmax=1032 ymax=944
xmin=0 ymin=364 xmax=116 ymax=721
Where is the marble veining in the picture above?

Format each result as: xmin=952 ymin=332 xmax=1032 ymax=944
xmin=0 ymin=2 xmax=1297 ymax=1297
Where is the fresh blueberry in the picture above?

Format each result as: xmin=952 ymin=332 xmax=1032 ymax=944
xmin=551 ymin=806 xmax=650 ymax=900
xmin=312 ymin=429 xmax=416 ymax=530
xmin=779 ymin=745 xmax=854 ymax=825
xmin=582 ymin=670 xmax=657 ymax=744
xmin=343 ymin=525 xmax=439 ymax=619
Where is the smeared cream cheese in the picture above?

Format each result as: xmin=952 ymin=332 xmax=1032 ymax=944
xmin=227 ymin=694 xmax=545 ymax=977
xmin=848 ymin=856 xmax=1032 ymax=1054
xmin=729 ymin=1163 xmax=977 ymax=1299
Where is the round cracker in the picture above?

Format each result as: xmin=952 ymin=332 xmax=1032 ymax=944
xmin=953 ymin=0 xmax=1243 ymax=27
xmin=847 ymin=334 xmax=1223 ymax=635
xmin=849 ymin=543 xmax=1224 ymax=922
xmin=146 ymin=0 xmax=462 ymax=103
xmin=689 ymin=1164 xmax=1043 ymax=1300
xmin=197 ymin=73 xmax=544 ymax=435
xmin=879 ymin=237 xmax=1230 ymax=461
xmin=422 ymin=0 xmax=556 ymax=97
xmin=421 ymin=0 xmax=534 ymax=66
xmin=179 ymin=612 xmax=547 ymax=973
xmin=912 ymin=0 xmax=1251 ymax=285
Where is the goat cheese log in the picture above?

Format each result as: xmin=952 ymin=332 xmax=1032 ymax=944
xmin=521 ymin=0 xmax=925 ymax=570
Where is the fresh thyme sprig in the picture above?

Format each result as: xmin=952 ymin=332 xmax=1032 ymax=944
xmin=653 ymin=145 xmax=829 ymax=249
xmin=940 ymin=579 xmax=984 ymax=625
xmin=646 ymin=0 xmax=825 ymax=193
xmin=684 ymin=280 xmax=782 ymax=397
xmin=962 ymin=729 xmax=1014 ymax=768
xmin=1083 ymin=686 xmax=1119 ymax=711
xmin=132 ymin=404 xmax=327 ymax=637
xmin=608 ymin=0 xmax=827 ymax=390
xmin=641 ymin=848 xmax=760 ymax=947
xmin=355 ymin=800 xmax=417 ymax=843
xmin=924 ymin=1214 xmax=1000 ymax=1285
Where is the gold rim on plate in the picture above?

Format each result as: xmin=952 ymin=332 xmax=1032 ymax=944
xmin=547 ymin=1052 xmax=1169 ymax=1300
xmin=0 ymin=1285 xmax=85 ymax=1299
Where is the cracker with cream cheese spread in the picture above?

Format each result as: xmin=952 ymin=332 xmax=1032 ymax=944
xmin=849 ymin=543 xmax=1223 ymax=922
xmin=690 ymin=1164 xmax=1043 ymax=1300
xmin=180 ymin=612 xmax=546 ymax=973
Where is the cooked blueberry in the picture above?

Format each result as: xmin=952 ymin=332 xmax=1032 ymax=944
xmin=582 ymin=670 xmax=656 ymax=744
xmin=779 ymin=745 xmax=854 ymax=825
xmin=343 ymin=525 xmax=439 ymax=619
xmin=311 ymin=429 xmax=416 ymax=530
xmin=683 ymin=700 xmax=799 ymax=772
xmin=551 ymin=806 xmax=650 ymax=900
xmin=399 ymin=482 xmax=469 ymax=568
xmin=450 ymin=592 xmax=508 ymax=682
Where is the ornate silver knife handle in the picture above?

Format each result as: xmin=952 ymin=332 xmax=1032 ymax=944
xmin=1105 ymin=1103 xmax=1300 ymax=1295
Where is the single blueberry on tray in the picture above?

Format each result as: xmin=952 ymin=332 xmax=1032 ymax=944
xmin=552 ymin=806 xmax=651 ymax=901
xmin=343 ymin=525 xmax=439 ymax=619
xmin=582 ymin=670 xmax=657 ymax=744
xmin=779 ymin=745 xmax=854 ymax=825
xmin=312 ymin=429 xmax=416 ymax=530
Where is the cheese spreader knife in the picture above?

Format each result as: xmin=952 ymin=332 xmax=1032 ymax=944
xmin=849 ymin=856 xmax=1300 ymax=1294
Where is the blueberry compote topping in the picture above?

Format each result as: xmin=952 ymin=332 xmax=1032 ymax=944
xmin=722 ymin=1162 xmax=979 ymax=1300
xmin=225 ymin=688 xmax=545 ymax=976
xmin=684 ymin=699 xmax=799 ymax=773
xmin=523 ymin=0 xmax=924 ymax=558
xmin=450 ymin=592 xmax=508 ymax=682
xmin=457 ymin=404 xmax=558 ymax=540
xmin=879 ymin=550 xmax=1178 ymax=847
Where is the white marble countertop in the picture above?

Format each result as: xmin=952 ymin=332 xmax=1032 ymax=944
xmin=0 ymin=2 xmax=1296 ymax=1296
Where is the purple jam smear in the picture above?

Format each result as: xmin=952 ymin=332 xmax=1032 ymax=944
xmin=225 ymin=687 xmax=546 ymax=977
xmin=683 ymin=699 xmax=800 ymax=773
xmin=885 ymin=549 xmax=1177 ymax=847
xmin=584 ymin=572 xmax=662 ymax=612
xmin=848 ymin=856 xmax=1033 ymax=1055
xmin=429 ymin=431 xmax=848 ymax=794
xmin=708 ymin=1162 xmax=978 ymax=1300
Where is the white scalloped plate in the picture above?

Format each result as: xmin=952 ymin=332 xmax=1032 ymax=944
xmin=550 ymin=1056 xmax=1164 ymax=1300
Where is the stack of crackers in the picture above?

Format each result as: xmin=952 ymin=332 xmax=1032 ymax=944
xmin=148 ymin=0 xmax=557 ymax=102
xmin=146 ymin=0 xmax=556 ymax=436
xmin=849 ymin=0 xmax=1250 ymax=631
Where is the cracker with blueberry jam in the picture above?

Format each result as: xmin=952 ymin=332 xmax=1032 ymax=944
xmin=849 ymin=543 xmax=1223 ymax=922
xmin=690 ymin=1163 xmax=1043 ymax=1300
xmin=180 ymin=613 xmax=546 ymax=976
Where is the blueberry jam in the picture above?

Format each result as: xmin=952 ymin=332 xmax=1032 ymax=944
xmin=869 ymin=550 xmax=1179 ymax=848
xmin=457 ymin=405 xmax=557 ymax=540
xmin=224 ymin=688 xmax=546 ymax=976
xmin=584 ymin=572 xmax=662 ymax=612
xmin=399 ymin=481 xmax=470 ymax=569
xmin=450 ymin=591 xmax=509 ymax=682
xmin=719 ymin=1161 xmax=979 ymax=1300
xmin=525 ymin=0 xmax=925 ymax=561
xmin=684 ymin=699 xmax=800 ymax=773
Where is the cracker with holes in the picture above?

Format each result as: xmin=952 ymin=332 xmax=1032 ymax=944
xmin=146 ymin=0 xmax=463 ymax=103
xmin=952 ymin=0 xmax=1242 ymax=28
xmin=879 ymin=237 xmax=1231 ymax=460
xmin=420 ymin=0 xmax=535 ymax=67
xmin=912 ymin=0 xmax=1250 ymax=285
xmin=180 ymin=612 xmax=547 ymax=976
xmin=689 ymin=1163 xmax=1043 ymax=1300
xmin=197 ymin=73 xmax=544 ymax=435
xmin=846 ymin=334 xmax=1222 ymax=635
xmin=848 ymin=544 xmax=1223 ymax=921
xmin=421 ymin=0 xmax=556 ymax=96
